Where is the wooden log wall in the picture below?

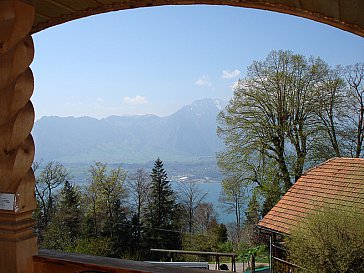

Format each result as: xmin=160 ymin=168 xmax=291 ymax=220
xmin=0 ymin=1 xmax=37 ymax=273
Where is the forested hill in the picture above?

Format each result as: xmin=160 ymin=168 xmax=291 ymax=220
xmin=33 ymin=98 xmax=226 ymax=163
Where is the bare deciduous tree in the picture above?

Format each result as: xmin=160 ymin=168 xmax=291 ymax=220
xmin=346 ymin=62 xmax=364 ymax=157
xmin=128 ymin=169 xmax=150 ymax=226
xmin=177 ymin=180 xmax=208 ymax=234
xmin=34 ymin=161 xmax=70 ymax=238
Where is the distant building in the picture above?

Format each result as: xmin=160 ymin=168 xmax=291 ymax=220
xmin=257 ymin=158 xmax=364 ymax=272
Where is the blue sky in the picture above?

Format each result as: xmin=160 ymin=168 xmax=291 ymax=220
xmin=31 ymin=5 xmax=364 ymax=120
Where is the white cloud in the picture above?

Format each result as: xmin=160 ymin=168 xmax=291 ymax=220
xmin=64 ymin=102 xmax=83 ymax=107
xmin=195 ymin=75 xmax=212 ymax=87
xmin=96 ymin=97 xmax=104 ymax=103
xmin=123 ymin=95 xmax=148 ymax=105
xmin=222 ymin=69 xmax=240 ymax=79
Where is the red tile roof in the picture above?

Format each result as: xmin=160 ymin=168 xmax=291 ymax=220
xmin=257 ymin=157 xmax=364 ymax=235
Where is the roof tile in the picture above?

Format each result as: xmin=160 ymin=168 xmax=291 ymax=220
xmin=257 ymin=158 xmax=364 ymax=235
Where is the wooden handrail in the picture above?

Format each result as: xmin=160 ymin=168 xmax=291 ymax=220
xmin=33 ymin=249 xmax=217 ymax=273
xmin=273 ymin=256 xmax=307 ymax=271
xmin=150 ymin=248 xmax=237 ymax=272
xmin=151 ymin=248 xmax=237 ymax=257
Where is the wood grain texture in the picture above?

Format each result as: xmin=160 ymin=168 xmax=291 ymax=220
xmin=31 ymin=0 xmax=364 ymax=37
xmin=34 ymin=250 xmax=218 ymax=273
xmin=0 ymin=1 xmax=34 ymax=53
xmin=0 ymin=1 xmax=37 ymax=273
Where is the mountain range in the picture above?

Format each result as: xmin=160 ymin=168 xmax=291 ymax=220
xmin=32 ymin=98 xmax=227 ymax=164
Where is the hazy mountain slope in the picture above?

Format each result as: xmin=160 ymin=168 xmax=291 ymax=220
xmin=32 ymin=98 xmax=226 ymax=163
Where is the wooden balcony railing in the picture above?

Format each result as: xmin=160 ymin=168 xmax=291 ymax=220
xmin=33 ymin=250 xmax=217 ymax=273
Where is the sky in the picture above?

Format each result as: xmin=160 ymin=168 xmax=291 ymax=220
xmin=31 ymin=5 xmax=364 ymax=120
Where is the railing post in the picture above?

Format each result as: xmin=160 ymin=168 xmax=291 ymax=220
xmin=269 ymin=235 xmax=272 ymax=273
xmin=0 ymin=1 xmax=37 ymax=273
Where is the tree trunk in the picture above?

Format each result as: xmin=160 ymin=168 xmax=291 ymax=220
xmin=355 ymin=107 xmax=364 ymax=157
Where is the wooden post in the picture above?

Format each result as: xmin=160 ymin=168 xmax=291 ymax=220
xmin=231 ymin=255 xmax=236 ymax=272
xmin=269 ymin=235 xmax=273 ymax=273
xmin=251 ymin=254 xmax=255 ymax=273
xmin=0 ymin=1 xmax=37 ymax=273
xmin=215 ymin=255 xmax=219 ymax=270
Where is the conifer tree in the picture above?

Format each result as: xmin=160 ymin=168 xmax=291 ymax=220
xmin=145 ymin=158 xmax=181 ymax=257
xmin=41 ymin=180 xmax=82 ymax=250
xmin=106 ymin=199 xmax=131 ymax=257
xmin=243 ymin=192 xmax=262 ymax=246
xmin=58 ymin=180 xmax=82 ymax=241
xmin=245 ymin=192 xmax=260 ymax=227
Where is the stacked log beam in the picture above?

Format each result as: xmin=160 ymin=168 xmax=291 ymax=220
xmin=0 ymin=1 xmax=37 ymax=273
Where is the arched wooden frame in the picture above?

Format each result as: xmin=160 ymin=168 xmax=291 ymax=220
xmin=31 ymin=0 xmax=364 ymax=37
xmin=0 ymin=1 xmax=362 ymax=273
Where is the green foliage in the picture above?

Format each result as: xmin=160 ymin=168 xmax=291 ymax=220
xmin=242 ymin=192 xmax=262 ymax=246
xmin=214 ymin=223 xmax=228 ymax=244
xmin=219 ymin=175 xmax=245 ymax=234
xmin=144 ymin=158 xmax=181 ymax=257
xmin=40 ymin=181 xmax=83 ymax=250
xmin=147 ymin=158 xmax=175 ymax=227
xmin=287 ymin=204 xmax=364 ymax=273
xmin=236 ymin=245 xmax=266 ymax=263
xmin=36 ymin=160 xmax=249 ymax=261
xmin=254 ymin=245 xmax=269 ymax=263
xmin=183 ymin=232 xmax=217 ymax=253
xmin=245 ymin=191 xmax=260 ymax=226
xmin=58 ymin=180 xmax=82 ymax=241
xmin=217 ymin=50 xmax=328 ymax=192
xmin=41 ymin=217 xmax=73 ymax=250
xmin=71 ymin=237 xmax=114 ymax=257
xmin=192 ymin=202 xmax=218 ymax=233
xmin=218 ymin=241 xmax=235 ymax=253
xmin=34 ymin=161 xmax=71 ymax=239
xmin=177 ymin=180 xmax=208 ymax=234
xmin=260 ymin=174 xmax=282 ymax=217
xmin=83 ymin=162 xmax=127 ymax=238
xmin=217 ymin=52 xmax=364 ymax=250
xmin=182 ymin=222 xmax=228 ymax=255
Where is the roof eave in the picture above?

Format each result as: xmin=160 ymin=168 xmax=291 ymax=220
xmin=256 ymin=225 xmax=290 ymax=237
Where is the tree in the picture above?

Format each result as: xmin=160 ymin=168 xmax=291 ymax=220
xmin=144 ymin=158 xmax=180 ymax=255
xmin=177 ymin=179 xmax=207 ymax=234
xmin=243 ymin=191 xmax=261 ymax=246
xmin=218 ymin=148 xmax=282 ymax=218
xmin=260 ymin=173 xmax=282 ymax=217
xmin=128 ymin=169 xmax=150 ymax=224
xmin=41 ymin=215 xmax=73 ymax=251
xmin=183 ymin=220 xmax=228 ymax=254
xmin=127 ymin=168 xmax=150 ymax=252
xmin=219 ymin=175 xmax=245 ymax=243
xmin=287 ymin=204 xmax=364 ymax=273
xmin=106 ymin=198 xmax=132 ymax=257
xmin=181 ymin=202 xmax=227 ymax=255
xmin=58 ymin=180 xmax=82 ymax=242
xmin=193 ymin=202 xmax=218 ymax=233
xmin=314 ymin=65 xmax=346 ymax=159
xmin=245 ymin=191 xmax=260 ymax=227
xmin=345 ymin=62 xmax=364 ymax=157
xmin=83 ymin=162 xmax=127 ymax=238
xmin=311 ymin=63 xmax=364 ymax=161
xmin=34 ymin=161 xmax=70 ymax=239
xmin=218 ymin=50 xmax=328 ymax=194
xmin=41 ymin=180 xmax=83 ymax=250
xmin=72 ymin=237 xmax=114 ymax=257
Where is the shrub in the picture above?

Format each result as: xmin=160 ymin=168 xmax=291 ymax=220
xmin=286 ymin=204 xmax=364 ymax=273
